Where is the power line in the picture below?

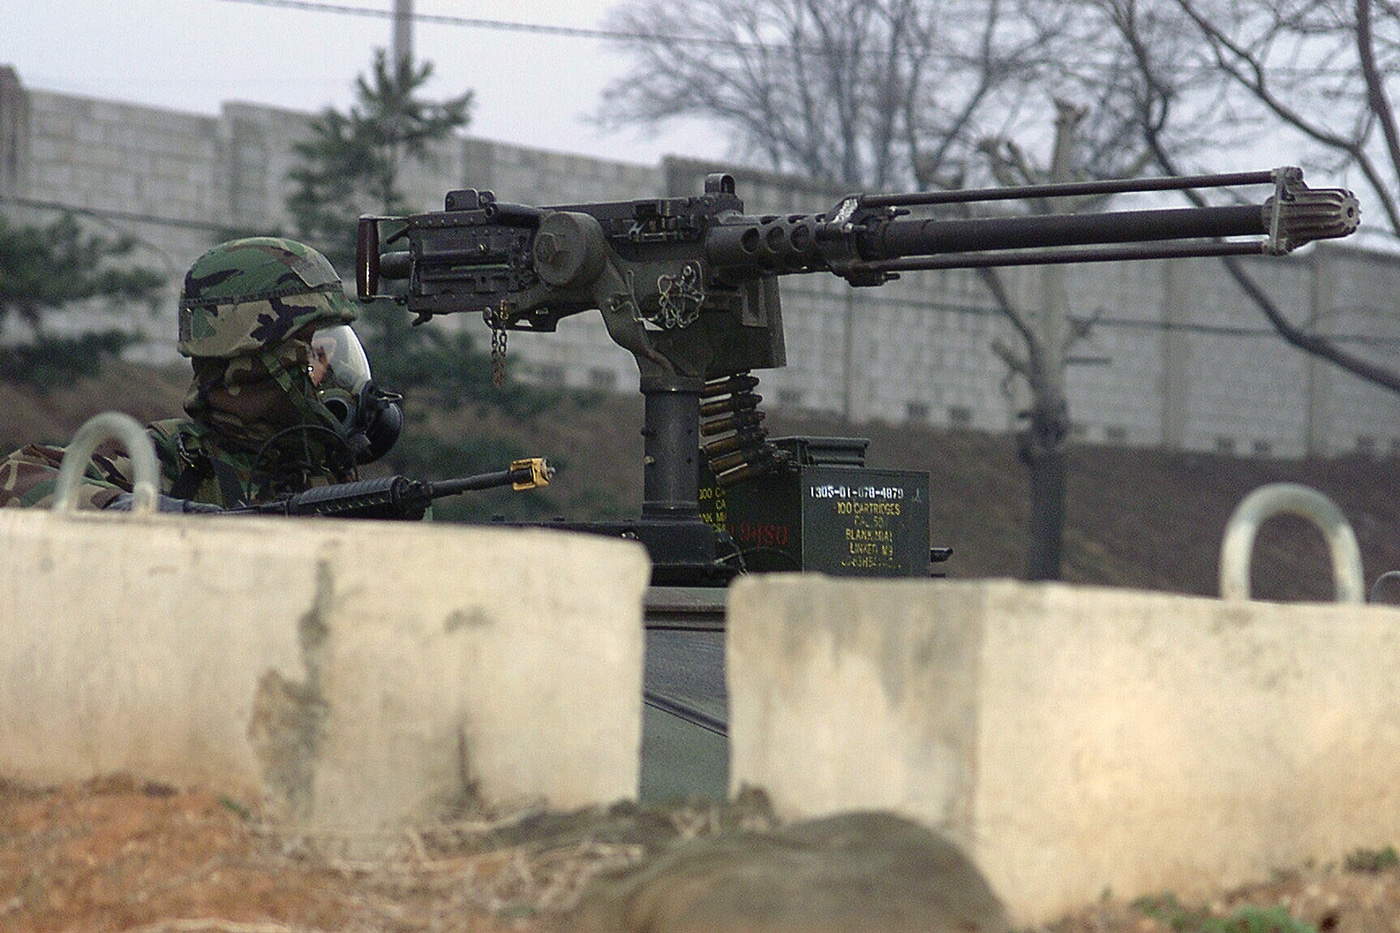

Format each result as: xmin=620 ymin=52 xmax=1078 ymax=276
xmin=0 ymin=195 xmax=229 ymax=272
xmin=1088 ymin=313 xmax=1400 ymax=345
xmin=0 ymin=195 xmax=232 ymax=234
xmin=215 ymin=0 xmax=1380 ymax=81
xmin=212 ymin=0 xmax=930 ymax=57
xmin=212 ymin=0 xmax=744 ymax=48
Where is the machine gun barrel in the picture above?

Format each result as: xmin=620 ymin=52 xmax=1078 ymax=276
xmin=859 ymin=204 xmax=1268 ymax=269
xmin=702 ymin=166 xmax=1360 ymax=285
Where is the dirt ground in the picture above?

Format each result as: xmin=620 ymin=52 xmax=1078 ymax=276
xmin=0 ymin=773 xmax=636 ymax=932
xmin=4 ymin=774 xmax=1400 ymax=933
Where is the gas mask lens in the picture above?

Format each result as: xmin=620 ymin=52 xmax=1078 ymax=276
xmin=309 ymin=324 xmax=372 ymax=395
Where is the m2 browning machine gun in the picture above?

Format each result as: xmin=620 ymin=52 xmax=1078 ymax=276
xmin=356 ymin=167 xmax=1360 ymax=585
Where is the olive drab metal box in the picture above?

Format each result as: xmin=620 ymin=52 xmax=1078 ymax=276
xmin=698 ymin=437 xmax=933 ymax=577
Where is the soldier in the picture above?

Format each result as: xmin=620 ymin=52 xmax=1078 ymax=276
xmin=0 ymin=237 xmax=403 ymax=511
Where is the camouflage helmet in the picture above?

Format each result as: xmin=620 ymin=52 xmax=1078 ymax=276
xmin=178 ymin=237 xmax=358 ymax=358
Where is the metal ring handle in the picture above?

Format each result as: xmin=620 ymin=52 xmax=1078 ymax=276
xmin=1370 ymin=570 xmax=1400 ymax=605
xmin=1219 ymin=482 xmax=1364 ymax=604
xmin=52 ymin=412 xmax=160 ymax=515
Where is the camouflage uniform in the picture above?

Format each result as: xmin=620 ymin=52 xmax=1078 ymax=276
xmin=0 ymin=237 xmax=394 ymax=511
xmin=0 ymin=442 xmax=132 ymax=510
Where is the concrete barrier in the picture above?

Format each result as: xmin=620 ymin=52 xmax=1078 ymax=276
xmin=727 ymin=575 xmax=1400 ymax=925
xmin=0 ymin=509 xmax=650 ymax=841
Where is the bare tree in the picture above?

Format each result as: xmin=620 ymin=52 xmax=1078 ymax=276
xmin=1096 ymin=0 xmax=1400 ymax=395
xmin=599 ymin=0 xmax=1064 ymax=189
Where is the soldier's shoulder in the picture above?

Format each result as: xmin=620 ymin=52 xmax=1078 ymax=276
xmin=1 ymin=443 xmax=68 ymax=471
xmin=0 ymin=442 xmax=124 ymax=509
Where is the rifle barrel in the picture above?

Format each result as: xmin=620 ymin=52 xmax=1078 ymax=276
xmin=428 ymin=471 xmax=518 ymax=497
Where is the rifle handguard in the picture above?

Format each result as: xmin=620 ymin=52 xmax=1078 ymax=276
xmin=245 ymin=476 xmax=427 ymax=519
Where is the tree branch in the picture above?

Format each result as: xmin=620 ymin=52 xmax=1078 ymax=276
xmin=1356 ymin=0 xmax=1400 ymax=199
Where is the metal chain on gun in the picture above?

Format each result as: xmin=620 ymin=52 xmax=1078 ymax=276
xmin=700 ymin=372 xmax=786 ymax=486
xmin=656 ymin=261 xmax=704 ymax=329
xmin=490 ymin=304 xmax=509 ymax=389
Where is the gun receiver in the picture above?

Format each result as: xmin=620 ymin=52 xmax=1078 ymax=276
xmin=356 ymin=167 xmax=1359 ymax=584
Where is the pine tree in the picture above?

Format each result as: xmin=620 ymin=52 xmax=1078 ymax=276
xmin=0 ymin=211 xmax=164 ymax=386
xmin=287 ymin=49 xmax=472 ymax=268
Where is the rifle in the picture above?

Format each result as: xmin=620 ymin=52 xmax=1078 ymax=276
xmin=229 ymin=458 xmax=553 ymax=520
xmin=354 ymin=167 xmax=1360 ymax=583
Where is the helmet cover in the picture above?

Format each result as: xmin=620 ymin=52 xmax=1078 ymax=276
xmin=178 ymin=237 xmax=357 ymax=358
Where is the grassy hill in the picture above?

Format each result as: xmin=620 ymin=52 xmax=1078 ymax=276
xmin=5 ymin=361 xmax=1399 ymax=604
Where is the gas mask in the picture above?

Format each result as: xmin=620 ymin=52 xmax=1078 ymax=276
xmin=308 ymin=324 xmax=404 ymax=464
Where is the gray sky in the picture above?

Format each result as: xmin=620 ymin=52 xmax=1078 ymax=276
xmin=2 ymin=0 xmax=730 ymax=167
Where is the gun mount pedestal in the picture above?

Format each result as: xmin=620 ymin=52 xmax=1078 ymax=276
xmin=629 ymin=380 xmax=742 ymax=585
xmin=552 ymin=380 xmax=740 ymax=587
xmin=641 ymin=379 xmax=703 ymax=521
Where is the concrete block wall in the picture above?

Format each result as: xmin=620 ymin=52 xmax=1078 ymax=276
xmin=1065 ymin=260 xmax=1169 ymax=447
xmin=852 ymin=270 xmax=1018 ymax=432
xmin=0 ymin=509 xmax=650 ymax=843
xmin=6 ymin=86 xmax=233 ymax=360
xmin=221 ymin=101 xmax=317 ymax=234
xmin=1310 ymin=248 xmax=1400 ymax=457
xmin=3 ymin=67 xmax=1400 ymax=456
xmin=726 ymin=574 xmax=1400 ymax=925
xmin=26 ymin=92 xmax=220 ymax=220
xmin=1172 ymin=256 xmax=1315 ymax=457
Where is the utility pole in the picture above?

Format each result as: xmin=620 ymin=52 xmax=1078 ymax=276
xmin=392 ymin=0 xmax=413 ymax=66
xmin=983 ymin=101 xmax=1089 ymax=582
